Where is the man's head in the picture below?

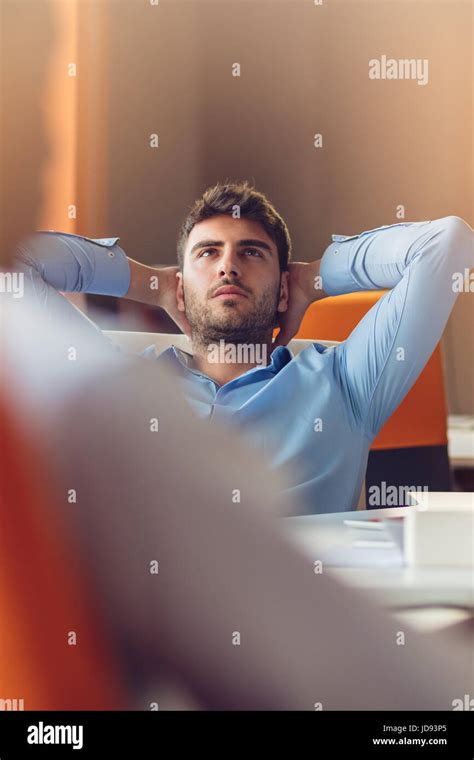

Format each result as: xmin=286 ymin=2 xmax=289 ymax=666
xmin=176 ymin=181 xmax=291 ymax=347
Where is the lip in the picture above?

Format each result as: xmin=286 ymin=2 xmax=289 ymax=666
xmin=212 ymin=286 xmax=248 ymax=298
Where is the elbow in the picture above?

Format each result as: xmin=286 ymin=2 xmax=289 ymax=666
xmin=431 ymin=216 xmax=474 ymax=270
xmin=441 ymin=215 xmax=473 ymax=255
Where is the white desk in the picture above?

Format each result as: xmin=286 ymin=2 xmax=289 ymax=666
xmin=406 ymin=490 xmax=473 ymax=509
xmin=282 ymin=496 xmax=474 ymax=631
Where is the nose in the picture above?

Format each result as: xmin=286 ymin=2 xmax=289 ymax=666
xmin=218 ymin=248 xmax=241 ymax=279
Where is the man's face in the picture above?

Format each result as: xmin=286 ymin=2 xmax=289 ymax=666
xmin=177 ymin=215 xmax=289 ymax=344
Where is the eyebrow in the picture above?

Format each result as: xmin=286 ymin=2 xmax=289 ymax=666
xmin=189 ymin=238 xmax=273 ymax=255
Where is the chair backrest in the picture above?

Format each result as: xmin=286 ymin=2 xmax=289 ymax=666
xmin=0 ymin=395 xmax=126 ymax=710
xmin=296 ymin=294 xmax=449 ymax=450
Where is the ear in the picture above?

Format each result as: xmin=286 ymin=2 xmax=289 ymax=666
xmin=176 ymin=271 xmax=186 ymax=313
xmin=277 ymin=270 xmax=289 ymax=313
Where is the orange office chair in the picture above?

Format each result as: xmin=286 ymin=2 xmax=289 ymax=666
xmin=0 ymin=394 xmax=127 ymax=710
xmin=296 ymin=292 xmax=452 ymax=506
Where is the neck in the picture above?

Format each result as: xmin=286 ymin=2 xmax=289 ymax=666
xmin=188 ymin=334 xmax=274 ymax=385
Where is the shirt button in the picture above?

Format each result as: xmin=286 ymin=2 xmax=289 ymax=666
xmin=108 ymin=251 xmax=115 ymax=257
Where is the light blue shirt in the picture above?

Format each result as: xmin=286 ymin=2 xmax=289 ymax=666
xmin=14 ymin=217 xmax=473 ymax=514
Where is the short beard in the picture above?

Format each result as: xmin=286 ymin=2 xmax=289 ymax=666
xmin=184 ymin=283 xmax=279 ymax=351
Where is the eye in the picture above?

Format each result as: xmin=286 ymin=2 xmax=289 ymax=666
xmin=243 ymin=248 xmax=262 ymax=257
xmin=199 ymin=249 xmax=216 ymax=258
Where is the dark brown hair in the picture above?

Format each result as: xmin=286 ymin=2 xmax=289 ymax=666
xmin=176 ymin=180 xmax=292 ymax=271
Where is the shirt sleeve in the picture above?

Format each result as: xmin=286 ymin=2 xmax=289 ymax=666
xmin=14 ymin=231 xmax=131 ymax=297
xmin=320 ymin=216 xmax=473 ymax=438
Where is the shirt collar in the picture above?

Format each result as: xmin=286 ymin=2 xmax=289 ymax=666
xmin=152 ymin=343 xmax=293 ymax=381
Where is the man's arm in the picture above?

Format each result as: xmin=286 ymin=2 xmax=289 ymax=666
xmin=319 ymin=216 xmax=473 ymax=437
xmin=126 ymin=258 xmax=191 ymax=336
xmin=14 ymin=230 xmax=190 ymax=334
xmin=15 ymin=231 xmax=131 ymax=299
xmin=273 ymin=258 xmax=328 ymax=346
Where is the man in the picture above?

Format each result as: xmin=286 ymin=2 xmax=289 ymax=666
xmin=14 ymin=182 xmax=473 ymax=514
xmin=1 ymin=1 xmax=472 ymax=714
